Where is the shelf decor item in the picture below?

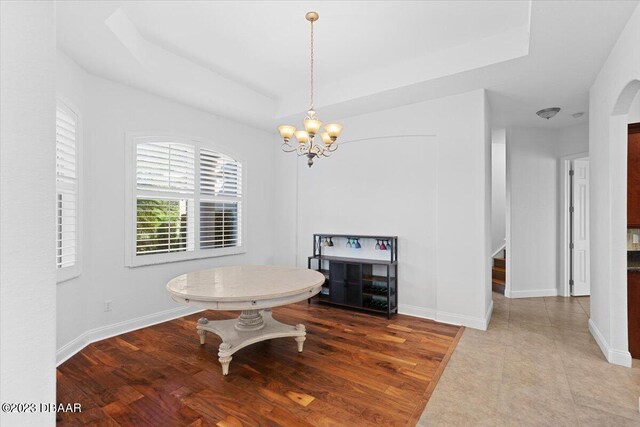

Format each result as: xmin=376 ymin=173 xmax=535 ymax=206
xmin=277 ymin=12 xmax=344 ymax=167
xmin=308 ymin=234 xmax=398 ymax=319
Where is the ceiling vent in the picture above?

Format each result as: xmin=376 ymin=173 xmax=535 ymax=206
xmin=536 ymin=107 xmax=561 ymax=120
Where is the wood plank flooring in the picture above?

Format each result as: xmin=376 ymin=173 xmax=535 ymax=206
xmin=57 ymin=302 xmax=462 ymax=426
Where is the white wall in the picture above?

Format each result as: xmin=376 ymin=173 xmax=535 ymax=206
xmin=506 ymin=123 xmax=589 ymax=298
xmin=588 ymin=4 xmax=640 ymax=367
xmin=630 ymin=90 xmax=640 ymax=123
xmin=558 ymin=122 xmax=590 ymax=158
xmin=56 ymin=53 xmax=89 ymax=353
xmin=507 ymin=128 xmax=561 ymax=297
xmin=0 ymin=2 xmax=57 ymax=425
xmin=491 ymin=129 xmax=506 ymax=254
xmin=55 ymin=52 xmax=277 ymax=363
xmin=274 ymin=90 xmax=493 ymax=329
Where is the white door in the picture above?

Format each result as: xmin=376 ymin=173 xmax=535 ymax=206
xmin=571 ymin=159 xmax=590 ymax=296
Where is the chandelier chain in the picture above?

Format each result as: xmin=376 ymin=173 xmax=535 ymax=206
xmin=310 ymin=18 xmax=314 ymax=111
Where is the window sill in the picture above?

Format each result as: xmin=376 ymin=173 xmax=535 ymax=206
xmin=127 ymin=248 xmax=247 ymax=268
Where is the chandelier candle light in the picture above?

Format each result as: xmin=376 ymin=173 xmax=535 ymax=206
xmin=277 ymin=11 xmax=344 ymax=167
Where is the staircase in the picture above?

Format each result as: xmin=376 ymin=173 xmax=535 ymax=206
xmin=492 ymin=255 xmax=506 ymax=294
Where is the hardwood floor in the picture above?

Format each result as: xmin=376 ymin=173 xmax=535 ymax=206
xmin=57 ymin=302 xmax=462 ymax=426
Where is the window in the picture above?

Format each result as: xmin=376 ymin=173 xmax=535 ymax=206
xmin=56 ymin=101 xmax=81 ymax=281
xmin=127 ymin=135 xmax=244 ymax=266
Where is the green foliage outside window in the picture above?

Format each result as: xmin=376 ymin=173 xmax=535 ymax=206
xmin=136 ymin=199 xmax=187 ymax=254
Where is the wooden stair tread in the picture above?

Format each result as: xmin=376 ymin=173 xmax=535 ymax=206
xmin=493 ymin=257 xmax=506 ymax=269
xmin=492 ymin=266 xmax=505 ymax=272
xmin=492 ymin=278 xmax=505 ymax=285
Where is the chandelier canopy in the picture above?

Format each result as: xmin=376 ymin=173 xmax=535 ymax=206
xmin=277 ymin=11 xmax=343 ymax=167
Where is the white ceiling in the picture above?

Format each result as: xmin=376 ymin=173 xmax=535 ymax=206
xmin=123 ymin=1 xmax=530 ymax=99
xmin=56 ymin=1 xmax=639 ymax=131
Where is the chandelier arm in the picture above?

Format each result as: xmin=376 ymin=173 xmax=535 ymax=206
xmin=324 ymin=146 xmax=335 ymax=157
xmin=281 ymin=142 xmax=299 ymax=153
xmin=320 ymin=142 xmax=339 ymax=157
xmin=311 ymin=143 xmax=324 ymax=156
xmin=296 ymin=143 xmax=310 ymax=156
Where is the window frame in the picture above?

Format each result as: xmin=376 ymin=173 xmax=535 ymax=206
xmin=125 ymin=133 xmax=247 ymax=267
xmin=56 ymin=98 xmax=83 ymax=284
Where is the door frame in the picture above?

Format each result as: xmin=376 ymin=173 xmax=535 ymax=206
xmin=561 ymin=152 xmax=589 ymax=297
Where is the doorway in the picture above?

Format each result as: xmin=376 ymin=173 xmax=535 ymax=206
xmin=562 ymin=154 xmax=591 ymax=296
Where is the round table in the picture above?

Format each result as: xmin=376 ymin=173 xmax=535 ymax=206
xmin=166 ymin=265 xmax=324 ymax=375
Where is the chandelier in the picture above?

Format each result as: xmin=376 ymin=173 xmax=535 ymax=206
xmin=277 ymin=11 xmax=343 ymax=167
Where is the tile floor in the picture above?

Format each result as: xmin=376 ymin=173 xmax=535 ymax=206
xmin=418 ymin=294 xmax=640 ymax=426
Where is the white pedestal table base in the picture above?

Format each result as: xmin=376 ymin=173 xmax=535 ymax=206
xmin=196 ymin=308 xmax=306 ymax=375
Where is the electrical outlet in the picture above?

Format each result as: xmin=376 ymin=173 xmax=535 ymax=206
xmin=104 ymin=300 xmax=112 ymax=312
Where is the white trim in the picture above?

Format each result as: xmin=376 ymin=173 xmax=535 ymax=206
xmin=486 ymin=299 xmax=494 ymax=329
xmin=398 ymin=304 xmax=436 ymax=320
xmin=508 ymin=288 xmax=557 ymax=298
xmin=436 ymin=300 xmax=493 ymax=331
xmin=588 ymin=318 xmax=632 ymax=368
xmin=491 ymin=242 xmax=506 ymax=258
xmin=560 ymin=152 xmax=589 ymax=297
xmin=56 ymin=305 xmax=204 ymax=366
xmin=504 ymin=131 xmax=512 ymax=297
xmin=56 ymin=97 xmax=83 ymax=284
xmin=399 ymin=301 xmax=493 ymax=331
xmin=124 ymin=132 xmax=247 ymax=267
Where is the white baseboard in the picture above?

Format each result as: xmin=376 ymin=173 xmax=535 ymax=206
xmin=400 ymin=301 xmax=493 ymax=331
xmin=507 ymin=288 xmax=557 ymax=298
xmin=436 ymin=300 xmax=493 ymax=331
xmin=398 ymin=304 xmax=436 ymax=320
xmin=588 ymin=319 xmax=632 ymax=368
xmin=56 ymin=305 xmax=204 ymax=366
xmin=484 ymin=299 xmax=494 ymax=329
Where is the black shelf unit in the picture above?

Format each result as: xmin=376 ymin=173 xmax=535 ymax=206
xmin=308 ymin=233 xmax=398 ymax=319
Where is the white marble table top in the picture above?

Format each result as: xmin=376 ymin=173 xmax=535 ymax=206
xmin=166 ymin=265 xmax=325 ymax=302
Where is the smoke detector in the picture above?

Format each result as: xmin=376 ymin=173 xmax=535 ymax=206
xmin=536 ymin=107 xmax=561 ymax=120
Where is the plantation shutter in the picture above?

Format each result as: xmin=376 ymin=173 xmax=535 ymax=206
xmin=135 ymin=143 xmax=195 ymax=255
xmin=136 ymin=143 xmax=195 ymax=194
xmin=199 ymin=148 xmax=242 ymax=249
xmin=131 ymin=138 xmax=243 ymax=262
xmin=56 ymin=105 xmax=78 ymax=269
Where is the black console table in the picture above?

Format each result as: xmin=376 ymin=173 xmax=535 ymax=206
xmin=308 ymin=234 xmax=398 ymax=319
